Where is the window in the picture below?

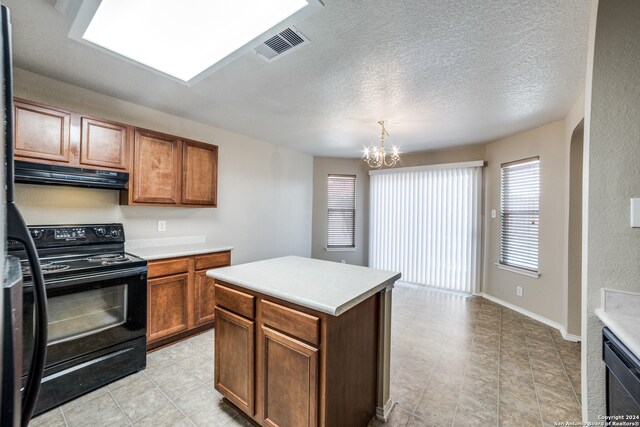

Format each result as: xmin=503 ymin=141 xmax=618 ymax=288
xmin=499 ymin=157 xmax=540 ymax=274
xmin=327 ymin=175 xmax=356 ymax=249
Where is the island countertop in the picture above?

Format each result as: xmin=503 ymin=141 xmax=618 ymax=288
xmin=206 ymin=255 xmax=401 ymax=316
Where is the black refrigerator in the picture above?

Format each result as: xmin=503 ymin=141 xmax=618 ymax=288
xmin=1 ymin=4 xmax=49 ymax=427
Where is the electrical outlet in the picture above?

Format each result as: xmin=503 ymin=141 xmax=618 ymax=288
xmin=157 ymin=220 xmax=166 ymax=232
xmin=340 ymin=260 xmax=346 ymax=264
xmin=491 ymin=209 xmax=497 ymax=219
xmin=516 ymin=286 xmax=523 ymax=297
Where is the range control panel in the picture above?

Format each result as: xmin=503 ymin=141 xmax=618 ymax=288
xmin=54 ymin=227 xmax=86 ymax=240
xmin=8 ymin=224 xmax=127 ymax=250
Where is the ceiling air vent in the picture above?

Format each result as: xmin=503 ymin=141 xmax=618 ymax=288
xmin=254 ymin=27 xmax=309 ymax=62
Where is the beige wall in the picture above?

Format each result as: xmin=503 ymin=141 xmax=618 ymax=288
xmin=311 ymin=158 xmax=370 ymax=265
xmin=483 ymin=120 xmax=567 ymax=326
xmin=394 ymin=144 xmax=487 ymax=168
xmin=13 ymin=69 xmax=314 ymax=264
xmin=583 ymin=0 xmax=640 ymax=419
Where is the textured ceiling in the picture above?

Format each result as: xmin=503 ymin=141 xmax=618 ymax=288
xmin=4 ymin=0 xmax=591 ymax=157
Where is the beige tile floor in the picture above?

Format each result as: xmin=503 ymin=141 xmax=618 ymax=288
xmin=375 ymin=284 xmax=582 ymax=427
xmin=31 ymin=284 xmax=581 ymax=427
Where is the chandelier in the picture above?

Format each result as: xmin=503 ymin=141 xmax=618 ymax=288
xmin=363 ymin=120 xmax=399 ymax=168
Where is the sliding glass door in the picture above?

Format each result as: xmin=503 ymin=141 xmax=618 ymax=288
xmin=369 ymin=162 xmax=483 ymax=293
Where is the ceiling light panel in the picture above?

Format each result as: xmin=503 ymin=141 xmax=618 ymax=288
xmin=69 ymin=0 xmax=321 ymax=83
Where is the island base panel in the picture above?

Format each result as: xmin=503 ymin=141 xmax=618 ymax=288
xmin=214 ymin=280 xmax=383 ymax=427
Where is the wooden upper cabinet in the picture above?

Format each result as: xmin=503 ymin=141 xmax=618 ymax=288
xmin=14 ymin=99 xmax=71 ymax=164
xmin=13 ymin=98 xmax=131 ymax=173
xmin=132 ymin=129 xmax=181 ymax=204
xmin=125 ymin=130 xmax=218 ymax=207
xmin=181 ymin=140 xmax=218 ymax=206
xmin=80 ymin=117 xmax=129 ymax=170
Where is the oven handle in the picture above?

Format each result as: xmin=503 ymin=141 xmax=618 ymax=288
xmin=7 ymin=202 xmax=48 ymax=427
xmin=40 ymin=267 xmax=148 ymax=289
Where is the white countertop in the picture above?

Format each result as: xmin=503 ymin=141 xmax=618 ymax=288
xmin=595 ymin=288 xmax=640 ymax=358
xmin=126 ymin=236 xmax=233 ymax=261
xmin=206 ymin=255 xmax=401 ymax=316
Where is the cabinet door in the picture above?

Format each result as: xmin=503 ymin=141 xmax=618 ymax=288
xmin=215 ymin=307 xmax=255 ymax=415
xmin=260 ymin=326 xmax=318 ymax=427
xmin=132 ymin=129 xmax=180 ymax=204
xmin=195 ymin=270 xmax=216 ymax=326
xmin=147 ymin=274 xmax=190 ymax=342
xmin=181 ymin=140 xmax=217 ymax=206
xmin=80 ymin=117 xmax=129 ymax=170
xmin=14 ymin=100 xmax=71 ymax=163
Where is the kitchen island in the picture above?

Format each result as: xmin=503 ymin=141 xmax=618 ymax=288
xmin=206 ymin=256 xmax=400 ymax=427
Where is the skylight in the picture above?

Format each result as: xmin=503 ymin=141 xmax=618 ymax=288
xmin=75 ymin=0 xmax=315 ymax=83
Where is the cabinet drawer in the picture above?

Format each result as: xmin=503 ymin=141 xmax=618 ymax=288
xmin=148 ymin=257 xmax=190 ymax=279
xmin=261 ymin=300 xmax=320 ymax=346
xmin=215 ymin=283 xmax=255 ymax=319
xmin=195 ymin=251 xmax=230 ymax=270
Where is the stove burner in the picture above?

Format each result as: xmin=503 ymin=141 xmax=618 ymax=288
xmin=86 ymin=254 xmax=127 ymax=262
xmin=21 ymin=261 xmax=53 ymax=274
xmin=41 ymin=264 xmax=70 ymax=273
xmin=101 ymin=258 xmax=131 ymax=266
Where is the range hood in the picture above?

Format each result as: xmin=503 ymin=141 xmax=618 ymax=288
xmin=14 ymin=160 xmax=128 ymax=190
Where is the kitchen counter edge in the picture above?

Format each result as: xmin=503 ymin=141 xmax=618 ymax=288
xmin=127 ymin=244 xmax=234 ymax=261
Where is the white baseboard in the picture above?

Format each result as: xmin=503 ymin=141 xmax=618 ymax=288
xmin=375 ymin=399 xmax=395 ymax=422
xmin=564 ymin=332 xmax=581 ymax=342
xmin=481 ymin=293 xmax=581 ymax=342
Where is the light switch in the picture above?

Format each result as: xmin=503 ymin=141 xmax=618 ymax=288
xmin=632 ymin=199 xmax=640 ymax=227
xmin=491 ymin=209 xmax=497 ymax=219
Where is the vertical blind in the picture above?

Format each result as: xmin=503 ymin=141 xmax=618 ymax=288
xmin=499 ymin=157 xmax=540 ymax=272
xmin=369 ymin=164 xmax=483 ymax=293
xmin=327 ymin=175 xmax=356 ymax=248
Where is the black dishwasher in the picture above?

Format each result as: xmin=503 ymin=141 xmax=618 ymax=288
xmin=602 ymin=327 xmax=640 ymax=418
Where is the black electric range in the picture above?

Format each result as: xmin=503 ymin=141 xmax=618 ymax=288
xmin=8 ymin=224 xmax=148 ymax=416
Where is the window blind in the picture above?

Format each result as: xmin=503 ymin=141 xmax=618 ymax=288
xmin=369 ymin=164 xmax=483 ymax=293
xmin=499 ymin=157 xmax=540 ymax=272
xmin=327 ymin=175 xmax=356 ymax=248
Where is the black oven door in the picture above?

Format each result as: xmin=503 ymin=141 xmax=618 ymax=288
xmin=603 ymin=327 xmax=640 ymax=417
xmin=23 ymin=267 xmax=147 ymax=373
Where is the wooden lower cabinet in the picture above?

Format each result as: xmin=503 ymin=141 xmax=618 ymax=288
xmin=261 ymin=326 xmax=318 ymax=427
xmin=195 ymin=271 xmax=216 ymax=326
xmin=214 ymin=307 xmax=255 ymax=415
xmin=214 ymin=281 xmax=379 ymax=427
xmin=147 ymin=274 xmax=190 ymax=342
xmin=146 ymin=250 xmax=231 ymax=350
